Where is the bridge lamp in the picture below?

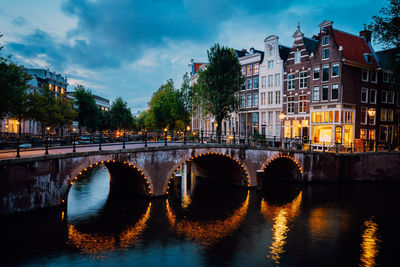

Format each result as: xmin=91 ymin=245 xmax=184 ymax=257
xmin=186 ymin=125 xmax=191 ymax=132
xmin=367 ymin=108 xmax=376 ymax=122
xmin=279 ymin=113 xmax=285 ymax=121
xmin=164 ymin=128 xmax=168 ymax=132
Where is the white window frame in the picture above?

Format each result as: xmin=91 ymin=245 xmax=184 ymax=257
xmin=322 ymin=85 xmax=329 ymax=101
xmin=287 ymin=73 xmax=295 ymax=90
xmin=322 ymin=36 xmax=329 ymax=46
xmin=313 ymin=66 xmax=320 ymax=80
xmin=322 ymin=65 xmax=329 ymax=81
xmin=275 ymin=91 xmax=281 ymax=105
xmin=275 ymin=73 xmax=280 ymax=86
xmin=362 ymin=69 xmax=369 ymax=82
xmin=331 ymin=63 xmax=339 ymax=77
xmin=361 ymin=88 xmax=368 ymax=103
xmin=370 ymin=71 xmax=377 ymax=83
xmin=388 ymin=109 xmax=394 ymax=122
xmin=261 ymin=76 xmax=266 ymax=88
xmin=361 ymin=107 xmax=367 ymax=125
xmin=388 ymin=91 xmax=394 ymax=104
xmin=298 ymin=95 xmax=307 ymax=113
xmin=287 ymin=96 xmax=295 ymax=114
xmin=322 ymin=48 xmax=329 ymax=60
xmin=380 ymin=108 xmax=387 ymax=122
xmin=295 ymin=51 xmax=301 ymax=64
xmin=253 ymin=93 xmax=258 ymax=107
xmin=370 ymin=89 xmax=377 ymax=104
xmin=331 ymin=84 xmax=339 ymax=100
xmin=312 ymin=86 xmax=319 ymax=102
xmin=299 ymin=71 xmax=308 ymax=89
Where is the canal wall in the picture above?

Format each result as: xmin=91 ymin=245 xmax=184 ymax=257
xmin=0 ymin=146 xmax=399 ymax=215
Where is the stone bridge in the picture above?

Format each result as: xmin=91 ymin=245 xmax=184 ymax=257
xmin=1 ymin=144 xmax=399 ymax=215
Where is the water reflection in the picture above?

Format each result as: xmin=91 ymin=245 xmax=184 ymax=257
xmin=360 ymin=218 xmax=380 ymax=267
xmin=166 ymin=191 xmax=249 ymax=246
xmin=260 ymin=191 xmax=303 ymax=264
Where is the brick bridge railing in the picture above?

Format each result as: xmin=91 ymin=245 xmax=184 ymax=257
xmin=1 ymin=144 xmax=399 ymax=215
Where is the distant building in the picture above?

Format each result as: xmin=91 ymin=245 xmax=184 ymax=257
xmin=0 ymin=68 xmax=68 ymax=136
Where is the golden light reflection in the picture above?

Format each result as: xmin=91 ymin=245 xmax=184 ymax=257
xmin=181 ymin=194 xmax=192 ymax=209
xmin=166 ymin=191 xmax=249 ymax=246
xmin=67 ymin=202 xmax=151 ymax=256
xmin=260 ymin=191 xmax=303 ymax=265
xmin=360 ymin=218 xmax=380 ymax=267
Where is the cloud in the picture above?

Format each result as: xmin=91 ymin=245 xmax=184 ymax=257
xmin=12 ymin=16 xmax=27 ymax=27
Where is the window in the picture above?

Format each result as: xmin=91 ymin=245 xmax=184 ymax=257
xmin=369 ymin=129 xmax=375 ymax=140
xmin=287 ymin=73 xmax=295 ymax=90
xmin=380 ymin=108 xmax=387 ymax=121
xmin=268 ymin=45 xmax=274 ymax=56
xmin=332 ymin=63 xmax=339 ymax=77
xmin=261 ymin=92 xmax=266 ymax=105
xmin=254 ymin=63 xmax=259 ymax=75
xmin=383 ymin=71 xmax=389 ymax=82
xmin=275 ymin=91 xmax=281 ymax=104
xmin=287 ymin=96 xmax=295 ymax=113
xmin=299 ymin=71 xmax=308 ymax=89
xmin=364 ymin=54 xmax=373 ymax=64
xmin=331 ymin=84 xmax=338 ymax=100
xmin=295 ymin=51 xmax=301 ymax=63
xmin=379 ymin=125 xmax=388 ymax=142
xmin=242 ymin=66 xmax=246 ymax=76
xmin=388 ymin=91 xmax=394 ymax=104
xmin=246 ymin=94 xmax=252 ymax=108
xmin=267 ymin=91 xmax=273 ymax=105
xmin=275 ymin=74 xmax=280 ymax=86
xmin=299 ymin=95 xmax=307 ymax=113
xmin=388 ymin=109 xmax=394 ymax=121
xmin=382 ymin=91 xmax=388 ymax=103
xmin=322 ymin=36 xmax=329 ymax=45
xmin=361 ymin=88 xmax=368 ymax=103
xmin=268 ymin=75 xmax=273 ymax=87
xmin=370 ymin=71 xmax=377 ymax=83
xmin=241 ymin=95 xmax=245 ymax=108
xmin=313 ymin=67 xmax=320 ymax=80
xmin=322 ymin=85 xmax=329 ymax=101
xmin=247 ymin=79 xmax=252 ymax=90
xmin=253 ymin=77 xmax=259 ymax=89
xmin=322 ymin=48 xmax=329 ymax=59
xmin=261 ymin=112 xmax=266 ymax=124
xmin=322 ymin=65 xmax=329 ymax=81
xmin=268 ymin=60 xmax=274 ymax=69
xmin=262 ymin=76 xmax=266 ymax=87
xmin=361 ymin=107 xmax=367 ymax=124
xmin=362 ymin=69 xmax=369 ymax=81
xmin=369 ymin=108 xmax=376 ymax=125
xmin=241 ymin=81 xmax=245 ymax=90
xmin=313 ymin=86 xmax=319 ymax=101
xmin=247 ymin=65 xmax=253 ymax=76
xmin=360 ymin=129 xmax=367 ymax=140
xmin=370 ymin=89 xmax=377 ymax=104
xmin=253 ymin=93 xmax=258 ymax=107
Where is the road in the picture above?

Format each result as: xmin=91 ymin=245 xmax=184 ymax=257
xmin=0 ymin=141 xmax=187 ymax=160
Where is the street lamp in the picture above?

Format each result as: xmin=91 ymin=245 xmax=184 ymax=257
xmin=367 ymin=108 xmax=376 ymax=150
xmin=72 ymin=128 xmax=76 ymax=153
xmin=279 ymin=112 xmax=286 ymax=149
xmin=164 ymin=128 xmax=168 ymax=146
xmin=45 ymin=127 xmax=50 ymax=155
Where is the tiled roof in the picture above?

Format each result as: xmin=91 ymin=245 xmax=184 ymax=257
xmin=278 ymin=45 xmax=291 ymax=61
xmin=332 ymin=29 xmax=378 ymax=67
xmin=303 ymin=37 xmax=318 ymax=55
xmin=235 ymin=49 xmax=248 ymax=57
xmin=193 ymin=62 xmax=207 ymax=75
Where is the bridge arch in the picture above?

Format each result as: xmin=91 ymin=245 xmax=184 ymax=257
xmin=63 ymin=159 xmax=154 ymax=203
xmin=165 ymin=151 xmax=251 ymax=195
xmin=261 ymin=154 xmax=303 ymax=182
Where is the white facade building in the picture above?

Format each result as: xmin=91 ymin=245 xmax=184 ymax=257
xmin=258 ymin=36 xmax=290 ymax=137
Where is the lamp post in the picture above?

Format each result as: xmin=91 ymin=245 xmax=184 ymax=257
xmin=45 ymin=127 xmax=50 ymax=155
xmin=122 ymin=131 xmax=126 ymax=149
xmin=72 ymin=128 xmax=76 ymax=153
xmin=278 ymin=112 xmax=285 ymax=149
xmin=367 ymin=108 xmax=376 ymax=151
xmin=164 ymin=128 xmax=168 ymax=146
xmin=185 ymin=125 xmax=190 ymax=145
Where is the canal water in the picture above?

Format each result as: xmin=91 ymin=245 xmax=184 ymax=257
xmin=1 ymin=164 xmax=398 ymax=266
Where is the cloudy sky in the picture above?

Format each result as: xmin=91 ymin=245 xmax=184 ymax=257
xmin=0 ymin=0 xmax=387 ymax=112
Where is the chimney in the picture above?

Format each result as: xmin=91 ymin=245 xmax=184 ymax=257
xmin=360 ymin=29 xmax=372 ymax=43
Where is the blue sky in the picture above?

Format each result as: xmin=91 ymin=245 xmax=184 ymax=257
xmin=0 ymin=0 xmax=387 ymax=112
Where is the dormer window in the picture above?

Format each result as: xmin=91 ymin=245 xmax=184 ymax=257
xmin=364 ymin=53 xmax=373 ymax=64
xmin=322 ymin=36 xmax=329 ymax=46
xmin=295 ymin=51 xmax=301 ymax=63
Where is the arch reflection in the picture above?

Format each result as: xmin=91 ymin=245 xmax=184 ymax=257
xmin=260 ymin=191 xmax=303 ymax=265
xmin=67 ymin=202 xmax=151 ymax=256
xmin=166 ymin=191 xmax=250 ymax=246
xmin=360 ymin=218 xmax=380 ymax=267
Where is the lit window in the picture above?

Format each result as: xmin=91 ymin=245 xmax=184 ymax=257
xmin=242 ymin=66 xmax=246 ymax=76
xmin=331 ymin=84 xmax=338 ymax=100
xmin=361 ymin=88 xmax=368 ymax=103
xmin=322 ymin=48 xmax=329 ymax=59
xmin=247 ymin=65 xmax=253 ymax=76
xmin=388 ymin=109 xmax=394 ymax=121
xmin=254 ymin=63 xmax=259 ymax=75
xmin=360 ymin=129 xmax=367 ymax=140
xmin=380 ymin=109 xmax=387 ymax=121
xmin=298 ymin=95 xmax=307 ymax=113
xmin=287 ymin=73 xmax=295 ymax=90
xmin=313 ymin=86 xmax=319 ymax=101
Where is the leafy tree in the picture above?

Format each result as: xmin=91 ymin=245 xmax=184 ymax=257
xmin=55 ymin=94 xmax=77 ymax=136
xmin=27 ymin=85 xmax=56 ymax=134
xmin=73 ymin=85 xmax=100 ymax=133
xmin=148 ymin=79 xmax=190 ymax=130
xmin=197 ymin=44 xmax=244 ymax=142
xmin=109 ymin=97 xmax=135 ymax=131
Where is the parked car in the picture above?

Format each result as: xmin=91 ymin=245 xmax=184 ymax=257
xmin=19 ymin=143 xmax=32 ymax=148
xmin=78 ymin=136 xmax=91 ymax=144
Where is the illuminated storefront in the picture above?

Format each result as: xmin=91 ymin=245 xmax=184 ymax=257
xmin=283 ymin=118 xmax=309 ymax=139
xmin=310 ymin=107 xmax=354 ymax=145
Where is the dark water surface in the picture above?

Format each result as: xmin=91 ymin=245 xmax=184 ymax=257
xmin=1 ymin=165 xmax=399 ymax=266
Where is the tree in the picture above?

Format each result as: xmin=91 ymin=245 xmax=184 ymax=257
xmin=55 ymin=94 xmax=77 ymax=136
xmin=109 ymin=97 xmax=135 ymax=131
xmin=73 ymin=85 xmax=100 ymax=133
xmin=27 ymin=85 xmax=57 ymax=134
xmin=197 ymin=44 xmax=244 ymax=142
xmin=148 ymin=79 xmax=190 ymax=130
